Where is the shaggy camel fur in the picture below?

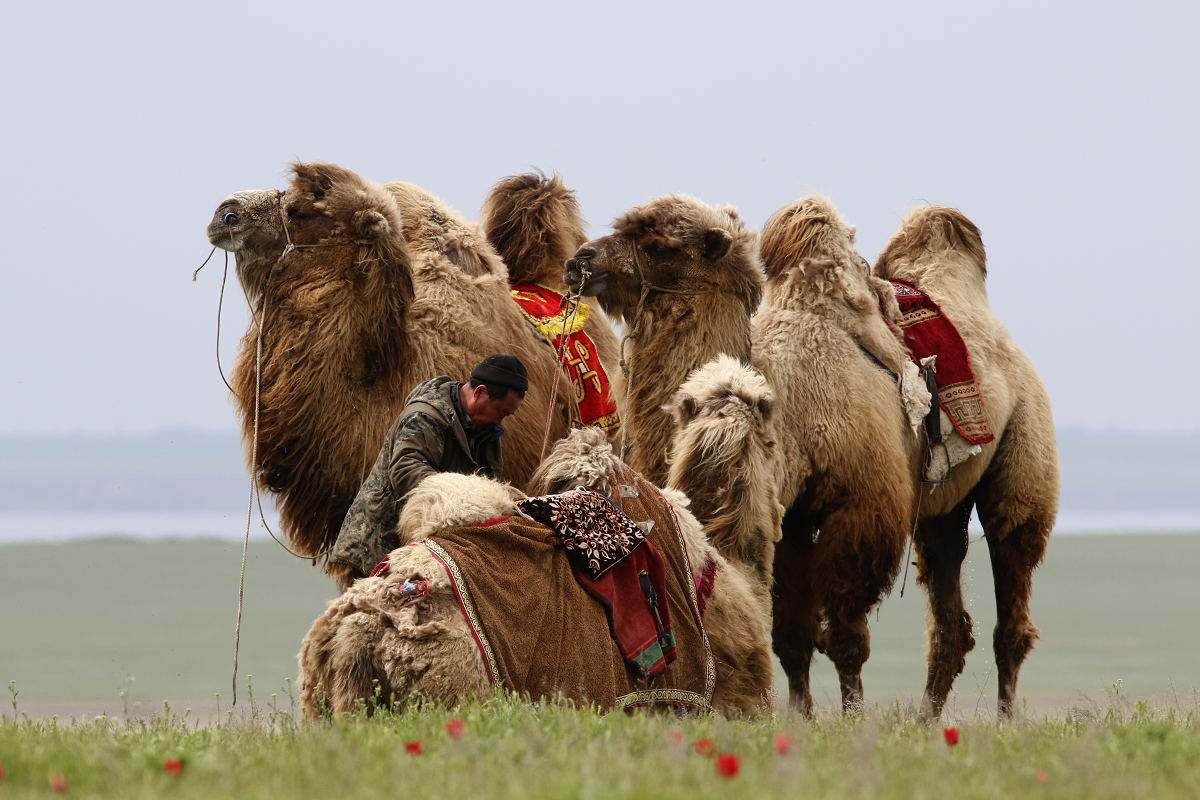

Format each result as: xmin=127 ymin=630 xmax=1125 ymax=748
xmin=563 ymin=196 xmax=764 ymax=485
xmin=874 ymin=205 xmax=1058 ymax=720
xmin=753 ymin=195 xmax=1058 ymax=719
xmin=206 ymin=162 xmax=575 ymax=580
xmin=752 ymin=196 xmax=917 ymax=715
xmin=480 ymin=172 xmax=623 ymax=423
xmin=298 ymin=426 xmax=775 ymax=718
xmin=666 ymin=355 xmax=783 ymax=707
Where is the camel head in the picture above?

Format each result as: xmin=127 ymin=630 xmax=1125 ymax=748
xmin=762 ymin=195 xmax=902 ymax=329
xmin=667 ymin=355 xmax=782 ymax=588
xmin=527 ymin=426 xmax=622 ymax=496
xmin=873 ymin=204 xmax=987 ymax=282
xmin=481 ymin=172 xmax=587 ymax=287
xmin=206 ymin=161 xmax=414 ymax=308
xmin=563 ymin=195 xmax=763 ymax=322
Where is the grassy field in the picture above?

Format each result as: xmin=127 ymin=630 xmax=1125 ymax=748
xmin=2 ymin=697 xmax=1199 ymax=799
xmin=2 ymin=534 xmax=1199 ymax=798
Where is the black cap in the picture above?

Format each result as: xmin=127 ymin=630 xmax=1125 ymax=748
xmin=471 ymin=355 xmax=529 ymax=392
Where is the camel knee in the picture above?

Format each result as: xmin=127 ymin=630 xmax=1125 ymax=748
xmin=994 ymin=619 xmax=1039 ymax=666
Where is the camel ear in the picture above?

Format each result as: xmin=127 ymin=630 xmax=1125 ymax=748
xmin=757 ymin=393 xmax=774 ymax=422
xmin=672 ymin=394 xmax=699 ymax=426
xmin=703 ymin=228 xmax=733 ymax=261
xmin=352 ymin=209 xmax=390 ymax=239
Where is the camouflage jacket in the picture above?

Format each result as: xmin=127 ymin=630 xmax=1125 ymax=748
xmin=328 ymin=377 xmax=505 ymax=581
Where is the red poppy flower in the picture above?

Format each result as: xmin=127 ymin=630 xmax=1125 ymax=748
xmin=405 ymin=741 xmax=423 ymax=755
xmin=668 ymin=731 xmax=683 ymax=744
xmin=693 ymin=738 xmax=714 ymax=756
xmin=715 ymin=753 xmax=740 ymax=778
xmin=774 ymin=734 xmax=793 ymax=754
xmin=51 ymin=774 xmax=68 ymax=792
xmin=0 ymin=764 xmax=5 ymax=782
xmin=1036 ymin=769 xmax=1048 ymax=785
xmin=943 ymin=727 xmax=959 ymax=746
xmin=164 ymin=759 xmax=184 ymax=776
xmin=445 ymin=720 xmax=464 ymax=740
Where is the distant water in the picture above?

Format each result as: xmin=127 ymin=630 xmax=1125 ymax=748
xmin=0 ymin=510 xmax=283 ymax=544
xmin=1 ymin=507 xmax=1195 ymax=545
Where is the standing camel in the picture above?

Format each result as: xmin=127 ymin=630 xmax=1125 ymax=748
xmin=753 ymin=195 xmax=1058 ymax=719
xmin=563 ymin=195 xmax=765 ymax=485
xmin=205 ymin=161 xmax=577 ymax=582
xmin=874 ymin=205 xmax=1058 ymax=720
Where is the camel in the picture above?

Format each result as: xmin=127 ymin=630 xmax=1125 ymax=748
xmin=480 ymin=172 xmax=624 ymax=435
xmin=206 ymin=162 xmax=579 ymax=584
xmin=563 ymin=195 xmax=765 ymax=485
xmin=874 ymin=205 xmax=1059 ymax=720
xmin=752 ymin=195 xmax=1058 ymax=719
xmin=297 ymin=410 xmax=778 ymax=718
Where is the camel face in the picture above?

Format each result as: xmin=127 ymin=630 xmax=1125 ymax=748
xmin=207 ymin=190 xmax=285 ymax=254
xmin=564 ymin=195 xmax=761 ymax=323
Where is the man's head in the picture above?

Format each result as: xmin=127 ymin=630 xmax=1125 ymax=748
xmin=463 ymin=355 xmax=529 ymax=428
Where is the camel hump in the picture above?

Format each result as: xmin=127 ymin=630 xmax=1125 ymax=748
xmin=481 ymin=171 xmax=587 ymax=286
xmin=875 ymin=205 xmax=987 ymax=283
xmin=761 ymin=194 xmax=861 ymax=283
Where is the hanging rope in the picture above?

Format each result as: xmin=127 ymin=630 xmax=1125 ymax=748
xmin=538 ymin=267 xmax=589 ymax=461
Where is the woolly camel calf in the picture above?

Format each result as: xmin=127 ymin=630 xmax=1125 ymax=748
xmin=297 ymin=422 xmax=776 ymax=718
xmin=666 ymin=355 xmax=784 ymax=705
xmin=752 ymin=195 xmax=1058 ymax=719
xmin=206 ymin=162 xmax=575 ymax=582
xmin=481 ymin=172 xmax=624 ymax=433
xmin=563 ymin=196 xmax=765 ymax=485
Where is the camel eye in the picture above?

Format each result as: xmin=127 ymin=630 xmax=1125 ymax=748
xmin=644 ymin=241 xmax=676 ymax=261
xmin=224 ymin=212 xmax=239 ymax=225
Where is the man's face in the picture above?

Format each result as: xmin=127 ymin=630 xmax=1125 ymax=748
xmin=465 ymin=384 xmax=524 ymax=427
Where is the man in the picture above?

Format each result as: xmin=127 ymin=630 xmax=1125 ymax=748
xmin=328 ymin=354 xmax=528 ymax=590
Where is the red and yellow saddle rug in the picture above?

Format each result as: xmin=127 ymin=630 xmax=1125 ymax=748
xmin=510 ymin=284 xmax=620 ymax=432
xmin=889 ymin=280 xmax=995 ymax=445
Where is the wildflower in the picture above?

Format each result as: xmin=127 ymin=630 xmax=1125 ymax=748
xmin=775 ymin=734 xmax=794 ymax=754
xmin=693 ymin=738 xmax=714 ymax=756
xmin=943 ymin=727 xmax=959 ymax=746
xmin=668 ymin=731 xmax=683 ymax=744
xmin=164 ymin=758 xmax=184 ymax=776
xmin=445 ymin=720 xmax=464 ymax=740
xmin=405 ymin=741 xmax=423 ymax=755
xmin=715 ymin=753 xmax=740 ymax=778
xmin=0 ymin=764 xmax=4 ymax=782
xmin=1036 ymin=769 xmax=1048 ymax=785
xmin=51 ymin=774 xmax=68 ymax=792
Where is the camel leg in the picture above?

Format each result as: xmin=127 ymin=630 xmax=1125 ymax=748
xmin=824 ymin=604 xmax=871 ymax=714
xmin=772 ymin=514 xmax=821 ymax=717
xmin=981 ymin=516 xmax=1050 ymax=719
xmin=915 ymin=494 xmax=976 ymax=721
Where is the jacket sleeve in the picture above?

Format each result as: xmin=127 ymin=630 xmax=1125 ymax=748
xmin=387 ymin=410 xmax=446 ymax=502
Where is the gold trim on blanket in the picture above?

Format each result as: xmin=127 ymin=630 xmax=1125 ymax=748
xmin=424 ymin=539 xmax=503 ymax=687
xmin=612 ymin=688 xmax=713 ymax=713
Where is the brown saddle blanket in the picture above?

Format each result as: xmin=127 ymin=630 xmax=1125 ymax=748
xmin=423 ymin=464 xmax=715 ymax=712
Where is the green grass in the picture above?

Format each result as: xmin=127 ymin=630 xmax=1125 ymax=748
xmin=2 ymin=696 xmax=1199 ymax=799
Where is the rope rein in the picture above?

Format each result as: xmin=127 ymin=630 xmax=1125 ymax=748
xmin=538 ymin=267 xmax=590 ymax=462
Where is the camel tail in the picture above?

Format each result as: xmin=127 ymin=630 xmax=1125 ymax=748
xmin=481 ymin=171 xmax=587 ymax=286
xmin=874 ymin=205 xmax=987 ymax=285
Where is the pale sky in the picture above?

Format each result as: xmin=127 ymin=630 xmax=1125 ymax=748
xmin=2 ymin=0 xmax=1196 ymax=435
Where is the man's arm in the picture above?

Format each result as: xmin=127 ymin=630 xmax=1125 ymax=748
xmin=387 ymin=410 xmax=447 ymax=501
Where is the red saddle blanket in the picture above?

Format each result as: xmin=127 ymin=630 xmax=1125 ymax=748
xmin=889 ymin=280 xmax=994 ymax=445
xmin=510 ymin=283 xmax=621 ymax=432
xmin=423 ymin=464 xmax=715 ymax=712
